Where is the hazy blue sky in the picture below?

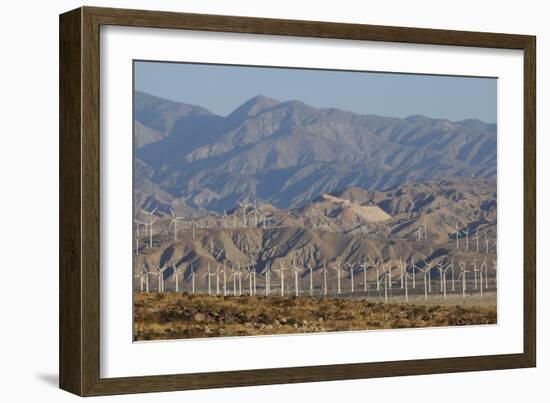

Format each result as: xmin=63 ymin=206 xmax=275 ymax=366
xmin=134 ymin=61 xmax=497 ymax=123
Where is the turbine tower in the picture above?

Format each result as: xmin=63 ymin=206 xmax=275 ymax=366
xmin=463 ymin=227 xmax=470 ymax=252
xmin=168 ymin=208 xmax=185 ymax=241
xmin=451 ymin=221 xmax=461 ymax=251
xmin=263 ymin=262 xmax=273 ymax=296
xmin=141 ymin=207 xmax=158 ymax=248
xmin=202 ymin=263 xmax=216 ymax=295
xmin=346 ymin=263 xmax=355 ymax=293
xmin=174 ymin=263 xmax=185 ymax=293
xmin=273 ymin=263 xmax=288 ymax=297
xmin=457 ymin=260 xmax=469 ymax=299
xmin=291 ymin=260 xmax=303 ymax=297
xmin=306 ymin=264 xmax=314 ymax=296
xmin=361 ymin=259 xmax=369 ymax=293
xmin=321 ymin=260 xmax=329 ymax=296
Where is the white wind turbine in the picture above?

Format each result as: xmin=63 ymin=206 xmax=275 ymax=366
xmin=472 ymin=230 xmax=480 ymax=253
xmin=236 ymin=200 xmax=252 ymax=227
xmin=399 ymin=257 xmax=404 ymax=289
xmin=437 ymin=259 xmax=453 ymax=300
xmin=463 ymin=227 xmax=470 ymax=252
xmin=485 ymin=231 xmax=490 ymax=254
xmin=418 ymin=263 xmax=432 ymax=301
xmin=174 ymin=263 xmax=185 ymax=293
xmin=334 ymin=262 xmax=342 ymax=294
xmin=410 ymin=258 xmax=420 ymax=289
xmin=361 ymin=259 xmax=369 ymax=293
xmin=379 ymin=270 xmax=390 ymax=303
xmin=480 ymin=258 xmax=489 ymax=290
xmin=447 ymin=258 xmax=456 ymax=292
xmin=472 ymin=258 xmax=479 ymax=290
xmin=141 ymin=207 xmax=158 ymax=248
xmin=273 ymin=263 xmax=288 ymax=297
xmin=291 ymin=260 xmax=303 ymax=297
xmin=306 ymin=264 xmax=314 ymax=296
xmin=416 ymin=225 xmax=423 ymax=241
xmin=245 ymin=265 xmax=255 ymax=295
xmin=321 ymin=260 xmax=329 ymax=296
xmin=435 ymin=261 xmax=446 ymax=293
xmin=134 ymin=265 xmax=150 ymax=292
xmin=169 ymin=208 xmax=185 ymax=241
xmin=375 ymin=257 xmax=381 ymax=291
xmin=263 ymin=263 xmax=273 ymax=296
xmin=229 ymin=264 xmax=238 ymax=296
xmin=188 ymin=263 xmax=197 ymax=294
xmin=153 ymin=265 xmax=168 ymax=292
xmin=457 ymin=260 xmax=469 ymax=299
xmin=398 ymin=264 xmax=413 ymax=302
xmin=451 ymin=221 xmax=461 ymax=251
xmin=345 ymin=263 xmax=355 ymax=293
xmin=221 ymin=262 xmax=228 ymax=296
xmin=214 ymin=265 xmax=221 ymax=295
xmin=202 ymin=263 xmax=216 ymax=295
xmin=134 ymin=219 xmax=148 ymax=255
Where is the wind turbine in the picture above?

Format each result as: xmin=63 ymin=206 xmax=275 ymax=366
xmin=237 ymin=264 xmax=243 ymax=296
xmin=214 ymin=265 xmax=221 ymax=295
xmin=202 ymin=263 xmax=216 ymax=295
xmin=188 ymin=263 xmax=197 ymax=294
xmin=334 ymin=262 xmax=342 ymax=294
xmin=245 ymin=265 xmax=255 ymax=295
xmin=447 ymin=258 xmax=456 ymax=292
xmin=451 ymin=221 xmax=461 ymax=251
xmin=141 ymin=207 xmax=158 ymax=248
xmin=229 ymin=264 xmax=238 ymax=296
xmin=418 ymin=263 xmax=432 ymax=301
xmin=410 ymin=258 xmax=420 ymax=289
xmin=398 ymin=264 xmax=413 ymax=302
xmin=174 ymin=263 xmax=185 ymax=293
xmin=375 ymin=257 xmax=381 ymax=291
xmin=273 ymin=263 xmax=288 ymax=297
xmin=134 ymin=219 xmax=148 ymax=255
xmin=345 ymin=263 xmax=355 ymax=293
xmin=399 ymin=257 xmax=404 ymax=289
xmin=361 ymin=259 xmax=369 ymax=293
xmin=291 ymin=260 xmax=303 ymax=297
xmin=263 ymin=262 xmax=273 ymax=296
xmin=221 ymin=262 xmax=228 ymax=296
xmin=134 ymin=265 xmax=149 ymax=292
xmin=321 ymin=260 xmax=329 ymax=296
xmin=416 ymin=225 xmax=423 ymax=241
xmin=169 ymin=208 xmax=185 ymax=241
xmin=153 ymin=265 xmax=168 ymax=292
xmin=306 ymin=264 xmax=314 ymax=296
xmin=480 ymin=258 xmax=489 ymax=290
xmin=472 ymin=230 xmax=480 ymax=253
xmin=435 ymin=261 xmax=446 ymax=293
xmin=236 ymin=200 xmax=252 ymax=227
xmin=457 ymin=260 xmax=469 ymax=299
xmin=379 ymin=271 xmax=390 ymax=303
xmin=472 ymin=258 xmax=479 ymax=290
xmin=463 ymin=227 xmax=470 ymax=252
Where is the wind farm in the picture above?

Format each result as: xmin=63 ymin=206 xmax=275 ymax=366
xmin=132 ymin=73 xmax=498 ymax=341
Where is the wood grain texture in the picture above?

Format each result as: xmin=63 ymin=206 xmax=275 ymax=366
xmin=59 ymin=8 xmax=82 ymax=396
xmin=59 ymin=6 xmax=537 ymax=396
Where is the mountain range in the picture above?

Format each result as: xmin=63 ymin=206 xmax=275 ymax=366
xmin=134 ymin=91 xmax=497 ymax=216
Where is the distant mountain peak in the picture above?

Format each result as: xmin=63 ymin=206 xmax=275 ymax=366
xmin=228 ymin=95 xmax=280 ymax=119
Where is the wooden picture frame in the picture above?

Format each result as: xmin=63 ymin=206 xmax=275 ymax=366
xmin=59 ymin=6 xmax=536 ymax=396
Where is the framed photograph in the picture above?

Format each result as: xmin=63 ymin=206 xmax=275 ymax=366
xmin=59 ymin=6 xmax=536 ymax=396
